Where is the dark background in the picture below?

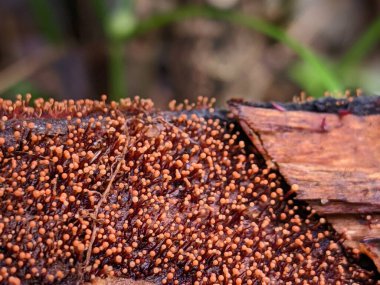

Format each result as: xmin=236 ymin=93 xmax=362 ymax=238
xmin=0 ymin=0 xmax=379 ymax=108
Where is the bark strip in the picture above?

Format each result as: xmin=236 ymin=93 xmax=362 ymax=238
xmin=230 ymin=96 xmax=380 ymax=271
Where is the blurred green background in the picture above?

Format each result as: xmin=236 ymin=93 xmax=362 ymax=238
xmin=0 ymin=0 xmax=379 ymax=107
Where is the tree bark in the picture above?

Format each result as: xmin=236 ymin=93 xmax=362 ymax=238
xmin=230 ymin=95 xmax=380 ymax=271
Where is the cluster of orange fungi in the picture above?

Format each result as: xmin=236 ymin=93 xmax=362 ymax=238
xmin=0 ymin=95 xmax=375 ymax=284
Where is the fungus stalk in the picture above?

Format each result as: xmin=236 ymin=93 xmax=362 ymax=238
xmin=0 ymin=95 xmax=376 ymax=284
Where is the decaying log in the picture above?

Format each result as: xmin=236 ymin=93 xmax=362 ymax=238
xmin=89 ymin=278 xmax=153 ymax=285
xmin=230 ymin=95 xmax=380 ymax=271
xmin=0 ymin=95 xmax=378 ymax=284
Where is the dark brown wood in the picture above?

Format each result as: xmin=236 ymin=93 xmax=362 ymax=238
xmin=90 ymin=278 xmax=153 ymax=285
xmin=230 ymin=100 xmax=380 ymax=271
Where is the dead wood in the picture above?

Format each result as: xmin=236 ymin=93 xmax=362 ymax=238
xmin=230 ymin=96 xmax=380 ymax=271
xmin=88 ymin=278 xmax=154 ymax=285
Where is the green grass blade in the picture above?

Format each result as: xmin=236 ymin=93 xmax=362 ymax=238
xmin=124 ymin=5 xmax=342 ymax=94
xmin=339 ymin=17 xmax=380 ymax=70
xmin=108 ymin=41 xmax=127 ymax=101
xmin=29 ymin=0 xmax=63 ymax=44
xmin=92 ymin=0 xmax=108 ymax=28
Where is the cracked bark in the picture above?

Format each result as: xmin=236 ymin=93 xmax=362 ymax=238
xmin=229 ymin=95 xmax=380 ymax=271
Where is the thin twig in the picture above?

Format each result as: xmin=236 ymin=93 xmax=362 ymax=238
xmin=81 ymin=118 xmax=130 ymax=279
xmin=0 ymin=47 xmax=65 ymax=94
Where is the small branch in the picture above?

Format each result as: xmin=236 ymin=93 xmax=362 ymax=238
xmin=82 ymin=117 xmax=130 ymax=277
xmin=0 ymin=47 xmax=65 ymax=95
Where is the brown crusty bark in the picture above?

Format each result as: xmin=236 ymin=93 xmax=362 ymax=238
xmin=230 ymin=96 xmax=380 ymax=271
xmin=89 ymin=278 xmax=154 ymax=285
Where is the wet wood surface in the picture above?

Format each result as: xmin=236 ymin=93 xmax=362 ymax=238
xmin=230 ymin=101 xmax=380 ymax=270
xmin=90 ymin=278 xmax=154 ymax=285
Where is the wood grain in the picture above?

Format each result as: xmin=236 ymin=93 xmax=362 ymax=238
xmin=231 ymin=103 xmax=380 ymax=270
xmin=90 ymin=278 xmax=154 ymax=285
